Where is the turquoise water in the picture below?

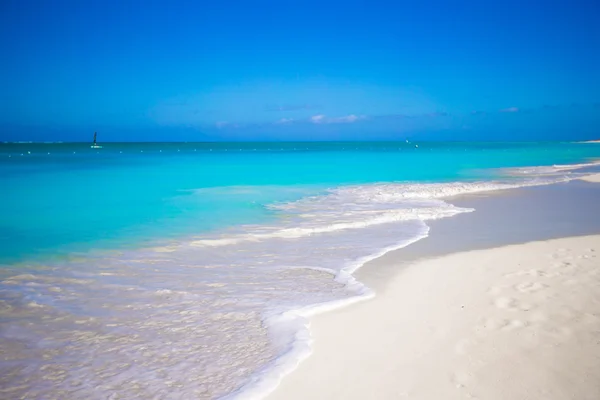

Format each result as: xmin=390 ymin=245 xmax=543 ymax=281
xmin=2 ymin=141 xmax=599 ymax=263
xmin=1 ymin=141 xmax=600 ymax=399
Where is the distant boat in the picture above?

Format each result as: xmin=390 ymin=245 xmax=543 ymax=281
xmin=91 ymin=132 xmax=102 ymax=149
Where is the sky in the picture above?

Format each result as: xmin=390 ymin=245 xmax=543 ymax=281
xmin=1 ymin=0 xmax=599 ymax=142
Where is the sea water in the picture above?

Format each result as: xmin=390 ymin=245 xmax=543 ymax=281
xmin=1 ymin=141 xmax=599 ymax=399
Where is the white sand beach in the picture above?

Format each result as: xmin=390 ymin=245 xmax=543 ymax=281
xmin=266 ymin=177 xmax=600 ymax=400
xmin=267 ymin=235 xmax=600 ymax=400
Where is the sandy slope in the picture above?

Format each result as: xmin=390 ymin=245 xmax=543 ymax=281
xmin=266 ymin=235 xmax=600 ymax=400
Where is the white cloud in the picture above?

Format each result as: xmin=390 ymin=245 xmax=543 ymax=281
xmin=329 ymin=114 xmax=365 ymax=123
xmin=215 ymin=121 xmax=229 ymax=128
xmin=274 ymin=118 xmax=294 ymax=124
xmin=310 ymin=114 xmax=326 ymax=123
xmin=500 ymin=107 xmax=519 ymax=113
xmin=310 ymin=114 xmax=366 ymax=124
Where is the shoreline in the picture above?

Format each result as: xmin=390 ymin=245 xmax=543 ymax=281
xmin=264 ymin=176 xmax=600 ymax=400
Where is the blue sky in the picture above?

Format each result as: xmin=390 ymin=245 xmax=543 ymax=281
xmin=1 ymin=0 xmax=599 ymax=141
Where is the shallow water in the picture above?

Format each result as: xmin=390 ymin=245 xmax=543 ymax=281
xmin=1 ymin=141 xmax=600 ymax=399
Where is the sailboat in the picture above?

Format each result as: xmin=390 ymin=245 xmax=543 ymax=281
xmin=91 ymin=132 xmax=102 ymax=149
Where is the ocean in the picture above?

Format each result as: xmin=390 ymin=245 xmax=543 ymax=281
xmin=1 ymin=141 xmax=600 ymax=399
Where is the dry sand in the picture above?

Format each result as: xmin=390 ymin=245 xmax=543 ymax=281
xmin=266 ymin=235 xmax=600 ymax=400
xmin=581 ymin=173 xmax=600 ymax=183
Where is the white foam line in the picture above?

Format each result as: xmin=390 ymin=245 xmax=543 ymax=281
xmin=222 ymin=229 xmax=431 ymax=400
xmin=509 ymin=159 xmax=600 ymax=174
xmin=189 ymin=207 xmax=462 ymax=247
xmin=552 ymin=160 xmax=600 ymax=170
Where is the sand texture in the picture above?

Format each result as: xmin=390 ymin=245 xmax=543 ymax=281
xmin=267 ymin=235 xmax=600 ymax=400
